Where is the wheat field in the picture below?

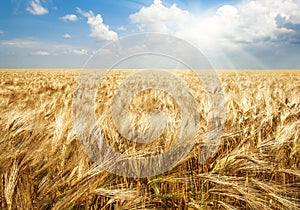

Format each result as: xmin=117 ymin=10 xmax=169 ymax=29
xmin=0 ymin=69 xmax=299 ymax=209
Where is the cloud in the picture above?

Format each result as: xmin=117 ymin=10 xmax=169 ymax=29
xmin=1 ymin=38 xmax=90 ymax=55
xmin=0 ymin=30 xmax=4 ymax=35
xmin=26 ymin=0 xmax=48 ymax=15
xmin=117 ymin=26 xmax=127 ymax=31
xmin=1 ymin=40 xmax=40 ymax=48
xmin=77 ymin=8 xmax=118 ymax=41
xmin=63 ymin=33 xmax=71 ymax=39
xmin=0 ymin=38 xmax=93 ymax=68
xmin=60 ymin=14 xmax=78 ymax=22
xmin=128 ymin=0 xmax=300 ymax=68
xmin=31 ymin=50 xmax=49 ymax=56
xmin=130 ymin=0 xmax=189 ymax=33
xmin=130 ymin=0 xmax=300 ymax=50
xmin=68 ymin=49 xmax=88 ymax=55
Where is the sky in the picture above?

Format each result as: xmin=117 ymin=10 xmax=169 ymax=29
xmin=1 ymin=0 xmax=300 ymax=69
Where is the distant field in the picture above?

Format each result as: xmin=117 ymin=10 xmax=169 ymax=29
xmin=0 ymin=69 xmax=299 ymax=209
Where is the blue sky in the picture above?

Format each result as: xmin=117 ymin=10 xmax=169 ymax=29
xmin=0 ymin=0 xmax=300 ymax=69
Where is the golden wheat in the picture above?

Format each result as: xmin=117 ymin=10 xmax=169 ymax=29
xmin=0 ymin=69 xmax=299 ymax=209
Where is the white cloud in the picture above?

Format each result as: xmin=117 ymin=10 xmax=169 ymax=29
xmin=130 ymin=0 xmax=189 ymax=33
xmin=63 ymin=33 xmax=71 ymax=38
xmin=1 ymin=40 xmax=39 ymax=48
xmin=130 ymin=0 xmax=300 ymax=51
xmin=77 ymin=8 xmax=118 ymax=41
xmin=117 ymin=26 xmax=127 ymax=31
xmin=1 ymin=39 xmax=90 ymax=55
xmin=31 ymin=50 xmax=49 ymax=56
xmin=60 ymin=14 xmax=78 ymax=22
xmin=69 ymin=49 xmax=88 ymax=55
xmin=26 ymin=0 xmax=48 ymax=15
xmin=0 ymin=30 xmax=4 ymax=35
